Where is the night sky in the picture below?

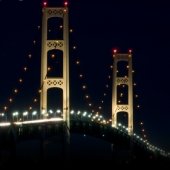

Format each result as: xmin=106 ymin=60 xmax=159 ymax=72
xmin=0 ymin=0 xmax=170 ymax=152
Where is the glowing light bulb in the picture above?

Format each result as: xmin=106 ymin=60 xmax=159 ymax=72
xmin=70 ymin=29 xmax=73 ymax=33
xmin=128 ymin=49 xmax=132 ymax=53
xmin=9 ymin=98 xmax=13 ymax=103
xmin=82 ymin=85 xmax=86 ymax=89
xmin=59 ymin=25 xmax=63 ymax=29
xmin=47 ymin=67 xmax=51 ymax=71
xmin=24 ymin=67 xmax=28 ymax=71
xmin=28 ymin=54 xmax=32 ymax=58
xmin=34 ymin=98 xmax=37 ymax=102
xmin=113 ymin=49 xmax=117 ymax=54
xmin=73 ymin=46 xmax=77 ymax=49
xmin=4 ymin=106 xmax=7 ymax=110
xmin=51 ymin=54 xmax=55 ymax=58
xmin=64 ymin=1 xmax=68 ymax=6
xmin=98 ymin=106 xmax=102 ymax=110
xmin=14 ymin=89 xmax=18 ymax=93
xmin=85 ymin=95 xmax=89 ymax=99
xmin=76 ymin=61 xmax=80 ymax=65
xmin=19 ymin=78 xmax=23 ymax=83
xmin=43 ymin=1 xmax=47 ymax=7
xmin=79 ymin=74 xmax=83 ymax=78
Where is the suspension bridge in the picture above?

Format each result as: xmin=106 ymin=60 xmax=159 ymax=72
xmin=0 ymin=1 xmax=170 ymax=166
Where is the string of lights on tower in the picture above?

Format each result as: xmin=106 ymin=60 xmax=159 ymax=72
xmin=0 ymin=0 xmax=169 ymax=157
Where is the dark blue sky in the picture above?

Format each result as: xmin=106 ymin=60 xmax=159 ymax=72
xmin=0 ymin=0 xmax=170 ymax=152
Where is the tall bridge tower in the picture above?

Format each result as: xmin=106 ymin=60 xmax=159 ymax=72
xmin=112 ymin=50 xmax=133 ymax=135
xmin=40 ymin=4 xmax=70 ymax=128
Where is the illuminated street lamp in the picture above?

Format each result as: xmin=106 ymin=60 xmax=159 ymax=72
xmin=48 ymin=109 xmax=53 ymax=118
xmin=56 ymin=109 xmax=61 ymax=114
xmin=70 ymin=110 xmax=74 ymax=115
xmin=23 ymin=111 xmax=28 ymax=121
xmin=56 ymin=109 xmax=62 ymax=117
xmin=32 ymin=111 xmax=38 ymax=120
xmin=12 ymin=112 xmax=19 ymax=122
xmin=83 ymin=111 xmax=87 ymax=117
xmin=0 ymin=113 xmax=6 ymax=122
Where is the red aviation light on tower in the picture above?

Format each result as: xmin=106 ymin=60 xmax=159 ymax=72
xmin=113 ymin=48 xmax=117 ymax=54
xmin=43 ymin=1 xmax=47 ymax=7
xmin=128 ymin=49 xmax=132 ymax=53
xmin=64 ymin=1 xmax=68 ymax=7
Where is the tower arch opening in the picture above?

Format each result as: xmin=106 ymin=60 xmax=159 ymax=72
xmin=47 ymin=49 xmax=63 ymax=78
xmin=47 ymin=17 xmax=63 ymax=40
xmin=117 ymin=84 xmax=128 ymax=104
xmin=117 ymin=111 xmax=128 ymax=128
xmin=117 ymin=61 xmax=128 ymax=77
xmin=47 ymin=88 xmax=63 ymax=118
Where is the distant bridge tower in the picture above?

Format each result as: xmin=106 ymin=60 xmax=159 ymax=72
xmin=40 ymin=4 xmax=70 ymax=127
xmin=112 ymin=50 xmax=133 ymax=135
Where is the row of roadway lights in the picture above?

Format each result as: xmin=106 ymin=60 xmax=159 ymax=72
xmin=12 ymin=111 xmax=38 ymax=122
xmin=0 ymin=109 xmax=103 ymax=122
xmin=10 ymin=109 xmax=105 ymax=123
xmin=70 ymin=110 xmax=107 ymax=124
xmin=11 ymin=109 xmax=62 ymax=122
xmin=117 ymin=123 xmax=168 ymax=156
xmin=70 ymin=111 xmax=169 ymax=156
xmin=1 ymin=108 xmax=169 ymax=156
xmin=1 ymin=109 xmax=169 ymax=156
xmin=1 ymin=109 xmax=93 ymax=123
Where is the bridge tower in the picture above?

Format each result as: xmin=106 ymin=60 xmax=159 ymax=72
xmin=112 ymin=50 xmax=133 ymax=135
xmin=40 ymin=4 xmax=70 ymax=128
